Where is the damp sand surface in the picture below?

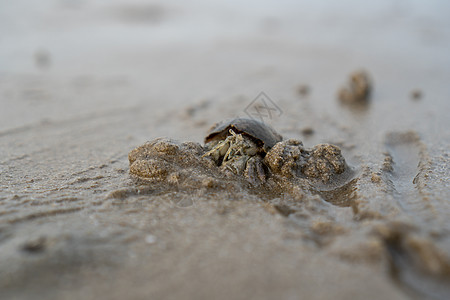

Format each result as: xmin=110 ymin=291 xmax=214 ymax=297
xmin=1 ymin=1 xmax=450 ymax=299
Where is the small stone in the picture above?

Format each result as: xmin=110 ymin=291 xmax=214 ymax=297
xmin=297 ymin=84 xmax=310 ymax=97
xmin=34 ymin=49 xmax=51 ymax=69
xmin=338 ymin=70 xmax=372 ymax=103
xmin=301 ymin=127 xmax=314 ymax=136
xmin=21 ymin=236 xmax=47 ymax=253
xmin=410 ymin=89 xmax=422 ymax=100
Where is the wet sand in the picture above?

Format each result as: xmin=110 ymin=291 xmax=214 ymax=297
xmin=1 ymin=1 xmax=450 ymax=299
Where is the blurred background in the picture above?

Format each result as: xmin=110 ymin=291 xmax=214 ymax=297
xmin=1 ymin=0 xmax=449 ymax=142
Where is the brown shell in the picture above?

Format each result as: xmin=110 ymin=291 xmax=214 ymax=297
xmin=205 ymin=118 xmax=283 ymax=152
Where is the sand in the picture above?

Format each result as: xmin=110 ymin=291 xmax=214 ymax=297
xmin=1 ymin=1 xmax=450 ymax=299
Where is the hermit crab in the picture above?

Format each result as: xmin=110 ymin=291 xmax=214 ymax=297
xmin=203 ymin=118 xmax=282 ymax=185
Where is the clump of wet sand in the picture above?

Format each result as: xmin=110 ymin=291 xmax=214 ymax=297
xmin=338 ymin=70 xmax=372 ymax=103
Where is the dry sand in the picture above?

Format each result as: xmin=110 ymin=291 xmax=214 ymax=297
xmin=1 ymin=1 xmax=450 ymax=299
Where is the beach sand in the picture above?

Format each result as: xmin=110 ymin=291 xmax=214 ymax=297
xmin=1 ymin=1 xmax=449 ymax=299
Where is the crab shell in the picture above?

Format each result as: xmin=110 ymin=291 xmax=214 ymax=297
xmin=204 ymin=118 xmax=283 ymax=153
